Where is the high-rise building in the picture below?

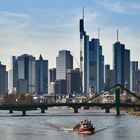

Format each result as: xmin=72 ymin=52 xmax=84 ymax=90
xmin=54 ymin=79 xmax=67 ymax=95
xmin=36 ymin=55 xmax=48 ymax=95
xmin=105 ymin=64 xmax=115 ymax=90
xmin=99 ymin=45 xmax=104 ymax=92
xmin=49 ymin=68 xmax=56 ymax=82
xmin=66 ymin=68 xmax=81 ymax=95
xmin=133 ymin=70 xmax=140 ymax=93
xmin=105 ymin=65 xmax=110 ymax=89
xmin=48 ymin=68 xmax=56 ymax=94
xmin=17 ymin=79 xmax=28 ymax=93
xmin=8 ymin=56 xmax=18 ymax=92
xmin=79 ymin=10 xmax=104 ymax=93
xmin=130 ymin=61 xmax=138 ymax=92
xmin=113 ymin=41 xmax=130 ymax=88
xmin=0 ymin=62 xmax=8 ymax=96
xmin=56 ymin=50 xmax=73 ymax=80
xmin=9 ymin=54 xmax=36 ymax=94
xmin=17 ymin=54 xmax=36 ymax=94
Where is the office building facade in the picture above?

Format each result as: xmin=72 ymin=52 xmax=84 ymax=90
xmin=54 ymin=79 xmax=67 ymax=95
xmin=66 ymin=68 xmax=81 ymax=95
xmin=48 ymin=68 xmax=56 ymax=94
xmin=79 ymin=14 xmax=104 ymax=94
xmin=56 ymin=50 xmax=73 ymax=80
xmin=105 ymin=64 xmax=115 ymax=91
xmin=113 ymin=42 xmax=130 ymax=88
xmin=9 ymin=54 xmax=36 ymax=94
xmin=36 ymin=55 xmax=48 ymax=95
xmin=0 ymin=62 xmax=8 ymax=96
xmin=133 ymin=70 xmax=140 ymax=93
xmin=130 ymin=61 xmax=138 ymax=92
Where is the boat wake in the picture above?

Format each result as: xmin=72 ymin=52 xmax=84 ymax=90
xmin=48 ymin=123 xmax=109 ymax=134
xmin=95 ymin=127 xmax=110 ymax=133
xmin=59 ymin=128 xmax=73 ymax=132
xmin=48 ymin=123 xmax=73 ymax=132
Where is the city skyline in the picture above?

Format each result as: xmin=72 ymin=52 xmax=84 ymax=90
xmin=0 ymin=0 xmax=140 ymax=70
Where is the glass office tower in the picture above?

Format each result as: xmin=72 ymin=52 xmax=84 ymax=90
xmin=113 ymin=42 xmax=130 ymax=88
xmin=56 ymin=50 xmax=73 ymax=80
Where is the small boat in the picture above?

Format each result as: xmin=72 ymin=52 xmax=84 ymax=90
xmin=73 ymin=119 xmax=95 ymax=135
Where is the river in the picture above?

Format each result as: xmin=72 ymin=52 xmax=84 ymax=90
xmin=0 ymin=108 xmax=140 ymax=140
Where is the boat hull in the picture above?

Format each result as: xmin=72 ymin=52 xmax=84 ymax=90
xmin=78 ymin=130 xmax=95 ymax=135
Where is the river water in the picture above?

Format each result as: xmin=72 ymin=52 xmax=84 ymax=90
xmin=0 ymin=108 xmax=140 ymax=140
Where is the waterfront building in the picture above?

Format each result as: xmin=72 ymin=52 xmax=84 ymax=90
xmin=0 ymin=62 xmax=8 ymax=96
xmin=36 ymin=55 xmax=48 ymax=95
xmin=56 ymin=50 xmax=73 ymax=80
xmin=79 ymin=10 xmax=104 ymax=94
xmin=66 ymin=68 xmax=81 ymax=95
xmin=113 ymin=41 xmax=130 ymax=88
xmin=130 ymin=61 xmax=138 ymax=92
xmin=48 ymin=68 xmax=56 ymax=94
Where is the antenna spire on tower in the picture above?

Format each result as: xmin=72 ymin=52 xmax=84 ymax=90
xmin=117 ymin=30 xmax=119 ymax=42
xmin=98 ymin=28 xmax=100 ymax=40
xmin=83 ymin=6 xmax=84 ymax=20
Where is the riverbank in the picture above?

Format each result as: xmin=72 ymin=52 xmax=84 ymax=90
xmin=128 ymin=111 xmax=140 ymax=117
xmin=124 ymin=108 xmax=140 ymax=117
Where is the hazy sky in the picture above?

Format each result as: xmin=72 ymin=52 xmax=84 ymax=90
xmin=0 ymin=0 xmax=140 ymax=69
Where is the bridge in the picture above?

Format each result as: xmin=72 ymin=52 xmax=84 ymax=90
xmin=0 ymin=84 xmax=140 ymax=116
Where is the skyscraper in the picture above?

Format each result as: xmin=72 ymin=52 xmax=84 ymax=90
xmin=49 ymin=68 xmax=56 ymax=82
xmin=105 ymin=64 xmax=115 ymax=90
xmin=9 ymin=54 xmax=36 ymax=94
xmin=8 ymin=56 xmax=18 ymax=92
xmin=17 ymin=54 xmax=36 ymax=94
xmin=79 ymin=9 xmax=104 ymax=93
xmin=66 ymin=68 xmax=81 ymax=95
xmin=133 ymin=70 xmax=140 ymax=93
xmin=130 ymin=61 xmax=138 ymax=91
xmin=0 ymin=62 xmax=8 ymax=96
xmin=56 ymin=50 xmax=73 ymax=80
xmin=113 ymin=41 xmax=130 ymax=88
xmin=36 ymin=55 xmax=48 ymax=95
xmin=48 ymin=68 xmax=56 ymax=94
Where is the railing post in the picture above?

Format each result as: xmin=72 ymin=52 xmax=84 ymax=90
xmin=115 ymin=85 xmax=121 ymax=115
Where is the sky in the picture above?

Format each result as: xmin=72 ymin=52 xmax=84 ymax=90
xmin=0 ymin=0 xmax=140 ymax=70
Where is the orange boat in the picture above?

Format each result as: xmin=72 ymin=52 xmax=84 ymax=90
xmin=73 ymin=119 xmax=95 ymax=135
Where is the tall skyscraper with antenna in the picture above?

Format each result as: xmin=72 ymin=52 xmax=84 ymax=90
xmin=113 ymin=30 xmax=130 ymax=88
xmin=79 ymin=8 xmax=104 ymax=94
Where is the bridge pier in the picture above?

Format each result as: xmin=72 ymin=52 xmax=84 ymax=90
xmin=9 ymin=110 xmax=13 ymax=113
xmin=115 ymin=85 xmax=121 ymax=115
xmin=74 ymin=107 xmax=78 ymax=113
xmin=41 ymin=108 xmax=45 ymax=113
xmin=22 ymin=110 xmax=26 ymax=116
xmin=105 ymin=108 xmax=110 ymax=113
